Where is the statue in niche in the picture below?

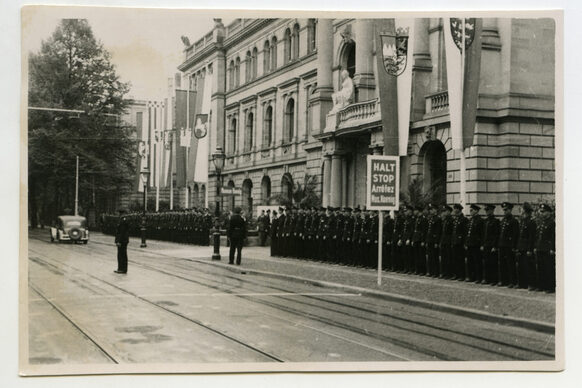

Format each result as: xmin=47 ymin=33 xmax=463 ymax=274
xmin=330 ymin=70 xmax=354 ymax=113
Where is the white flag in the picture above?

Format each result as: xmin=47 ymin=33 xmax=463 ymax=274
xmin=194 ymin=73 xmax=212 ymax=183
xmin=396 ymin=18 xmax=415 ymax=156
xmin=444 ymin=18 xmax=464 ymax=151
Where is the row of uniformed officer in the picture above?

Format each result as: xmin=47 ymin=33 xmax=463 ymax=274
xmin=268 ymin=201 xmax=555 ymax=293
xmin=101 ymin=207 xmax=213 ymax=246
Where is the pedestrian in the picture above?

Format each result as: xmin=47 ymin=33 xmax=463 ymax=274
xmin=114 ymin=208 xmax=129 ymax=274
xmin=227 ymin=207 xmax=247 ymax=265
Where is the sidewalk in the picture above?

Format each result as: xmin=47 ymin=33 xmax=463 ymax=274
xmin=95 ymin=233 xmax=556 ymax=331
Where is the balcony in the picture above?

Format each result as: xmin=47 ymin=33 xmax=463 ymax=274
xmin=425 ymin=90 xmax=449 ymax=116
xmin=324 ymin=99 xmax=380 ymax=134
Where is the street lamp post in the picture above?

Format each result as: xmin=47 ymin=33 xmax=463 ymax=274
xmin=140 ymin=168 xmax=150 ymax=248
xmin=211 ymin=147 xmax=226 ymax=260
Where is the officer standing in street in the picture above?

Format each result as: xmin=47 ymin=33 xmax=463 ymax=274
xmin=382 ymin=211 xmax=394 ymax=271
xmin=227 ymin=207 xmax=247 ymax=265
xmin=439 ymin=205 xmax=453 ymax=278
xmin=351 ymin=206 xmax=363 ymax=266
xmin=451 ymin=204 xmax=468 ymax=280
xmin=114 ymin=208 xmax=130 ymax=274
xmin=391 ymin=208 xmax=404 ymax=272
xmin=400 ymin=205 xmax=415 ymax=273
xmin=465 ymin=204 xmax=484 ymax=282
xmin=534 ymin=204 xmax=555 ymax=293
xmin=341 ymin=207 xmax=354 ymax=265
xmin=516 ymin=202 xmax=536 ymax=289
xmin=481 ymin=204 xmax=500 ymax=284
xmin=425 ymin=204 xmax=442 ymax=277
xmin=412 ymin=205 xmax=428 ymax=275
xmin=270 ymin=210 xmax=279 ymax=256
xmin=498 ymin=202 xmax=520 ymax=287
xmin=258 ymin=210 xmax=267 ymax=246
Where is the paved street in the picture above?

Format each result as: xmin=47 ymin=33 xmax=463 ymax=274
xmin=26 ymin=228 xmax=555 ymax=368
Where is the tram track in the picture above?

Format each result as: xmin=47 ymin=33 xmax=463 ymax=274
xmin=28 ymin=236 xmax=555 ymax=361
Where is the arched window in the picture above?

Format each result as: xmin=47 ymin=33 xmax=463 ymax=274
xmin=228 ymin=60 xmax=234 ymax=90
xmin=261 ymin=176 xmax=271 ymax=205
xmin=340 ymin=42 xmax=356 ymax=79
xmin=281 ymin=173 xmax=293 ymax=201
xmin=228 ymin=117 xmax=237 ymax=154
xmin=283 ymin=28 xmax=292 ymax=64
xmin=245 ymin=51 xmax=252 ymax=83
xmin=292 ymin=23 xmax=300 ymax=59
xmin=284 ymin=98 xmax=295 ymax=143
xmin=263 ymin=41 xmax=271 ymax=74
xmin=234 ymin=57 xmax=241 ymax=88
xmin=252 ymin=47 xmax=258 ymax=79
xmin=200 ymin=184 xmax=206 ymax=207
xmin=307 ymin=19 xmax=317 ymax=53
xmin=193 ymin=184 xmax=199 ymax=207
xmin=271 ymin=37 xmax=278 ymax=70
xmin=244 ymin=112 xmax=254 ymax=152
xmin=263 ymin=105 xmax=273 ymax=147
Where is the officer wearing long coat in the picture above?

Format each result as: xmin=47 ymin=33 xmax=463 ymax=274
xmin=382 ymin=212 xmax=394 ymax=271
xmin=451 ymin=204 xmax=468 ymax=280
xmin=227 ymin=207 xmax=247 ymax=265
xmin=516 ymin=202 xmax=536 ymax=289
xmin=340 ymin=208 xmax=354 ymax=265
xmin=425 ymin=204 xmax=442 ymax=277
xmin=481 ymin=204 xmax=500 ymax=284
xmin=391 ymin=209 xmax=404 ymax=272
xmin=114 ymin=208 xmax=130 ymax=274
xmin=400 ymin=205 xmax=415 ymax=273
xmin=439 ymin=205 xmax=453 ymax=278
xmin=498 ymin=202 xmax=520 ymax=287
xmin=270 ymin=210 xmax=279 ymax=256
xmin=276 ymin=208 xmax=286 ymax=257
xmin=412 ymin=206 xmax=428 ymax=275
xmin=465 ymin=204 xmax=484 ymax=282
xmin=351 ymin=207 xmax=363 ymax=266
xmin=534 ymin=204 xmax=555 ymax=293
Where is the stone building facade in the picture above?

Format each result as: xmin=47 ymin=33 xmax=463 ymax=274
xmin=177 ymin=17 xmax=555 ymax=216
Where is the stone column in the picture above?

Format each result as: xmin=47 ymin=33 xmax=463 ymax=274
xmin=311 ymin=19 xmax=334 ymax=134
xmin=354 ymin=19 xmax=376 ymax=101
xmin=411 ymin=18 xmax=432 ymax=121
xmin=322 ymin=154 xmax=332 ymax=207
xmin=341 ymin=157 xmax=347 ymax=207
xmin=330 ymin=154 xmax=343 ymax=207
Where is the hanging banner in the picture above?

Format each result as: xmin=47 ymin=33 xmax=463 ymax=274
xmin=395 ymin=19 xmax=415 ymax=156
xmin=366 ymin=155 xmax=400 ymax=210
xmin=194 ymin=71 xmax=212 ymax=184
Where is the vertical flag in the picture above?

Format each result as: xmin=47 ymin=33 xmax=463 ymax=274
xmin=194 ymin=70 xmax=212 ymax=183
xmin=376 ymin=19 xmax=414 ymax=156
xmin=444 ymin=18 xmax=482 ymax=150
xmin=395 ymin=19 xmax=415 ymax=156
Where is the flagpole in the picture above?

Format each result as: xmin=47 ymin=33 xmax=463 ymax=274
xmin=74 ymin=155 xmax=79 ymax=216
xmin=185 ymin=77 xmax=190 ymax=208
xmin=459 ymin=18 xmax=467 ymax=213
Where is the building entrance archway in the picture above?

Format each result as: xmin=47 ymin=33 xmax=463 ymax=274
xmin=420 ymin=140 xmax=447 ymax=205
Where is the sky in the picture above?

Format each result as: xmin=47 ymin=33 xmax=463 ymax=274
xmin=22 ymin=6 xmax=232 ymax=100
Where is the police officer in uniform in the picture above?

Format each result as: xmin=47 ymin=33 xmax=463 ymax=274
xmin=451 ymin=204 xmax=468 ymax=280
xmin=114 ymin=208 xmax=129 ymax=274
xmin=516 ymin=202 xmax=536 ymax=289
xmin=400 ymin=205 xmax=415 ymax=273
xmin=412 ymin=205 xmax=428 ymax=275
xmin=439 ymin=205 xmax=453 ymax=278
xmin=351 ymin=206 xmax=363 ymax=266
xmin=391 ymin=208 xmax=404 ymax=272
xmin=481 ymin=204 xmax=500 ymax=284
xmin=498 ymin=202 xmax=520 ymax=287
xmin=270 ymin=210 xmax=279 ymax=256
xmin=340 ymin=207 xmax=354 ymax=265
xmin=382 ymin=211 xmax=394 ymax=271
xmin=465 ymin=204 xmax=484 ymax=282
xmin=425 ymin=204 xmax=442 ymax=277
xmin=534 ymin=204 xmax=555 ymax=293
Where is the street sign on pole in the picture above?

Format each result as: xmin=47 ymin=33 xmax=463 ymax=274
xmin=366 ymin=155 xmax=400 ymax=285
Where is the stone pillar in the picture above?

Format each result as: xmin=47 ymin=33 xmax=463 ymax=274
xmin=411 ymin=18 xmax=432 ymax=121
xmin=354 ymin=19 xmax=376 ymax=101
xmin=330 ymin=154 xmax=343 ymax=207
xmin=341 ymin=157 xmax=348 ymax=207
xmin=322 ymin=154 xmax=332 ymax=207
xmin=311 ymin=19 xmax=334 ymax=134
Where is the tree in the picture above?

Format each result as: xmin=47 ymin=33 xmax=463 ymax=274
xmin=28 ymin=19 xmax=135 ymax=227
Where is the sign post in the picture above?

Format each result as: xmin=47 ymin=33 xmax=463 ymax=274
xmin=366 ymin=155 xmax=400 ymax=285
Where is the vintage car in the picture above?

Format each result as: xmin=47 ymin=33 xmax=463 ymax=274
xmin=50 ymin=215 xmax=89 ymax=244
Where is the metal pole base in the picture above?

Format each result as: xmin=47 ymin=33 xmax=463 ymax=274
xmin=211 ymin=231 xmax=221 ymax=260
xmin=140 ymin=226 xmax=147 ymax=248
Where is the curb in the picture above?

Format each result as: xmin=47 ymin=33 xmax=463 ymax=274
xmin=191 ymin=258 xmax=555 ymax=335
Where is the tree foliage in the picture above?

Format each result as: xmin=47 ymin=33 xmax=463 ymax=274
xmin=28 ymin=19 xmax=135 ymax=227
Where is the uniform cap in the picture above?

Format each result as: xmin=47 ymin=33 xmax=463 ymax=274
xmin=354 ymin=206 xmax=361 ymax=212
xmin=484 ymin=204 xmax=495 ymax=211
xmin=442 ymin=205 xmax=453 ymax=212
xmin=539 ymin=203 xmax=552 ymax=212
xmin=522 ymin=202 xmax=533 ymax=213
xmin=501 ymin=202 xmax=513 ymax=210
xmin=453 ymin=203 xmax=463 ymax=211
xmin=470 ymin=204 xmax=481 ymax=211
